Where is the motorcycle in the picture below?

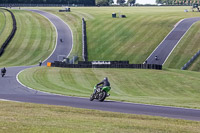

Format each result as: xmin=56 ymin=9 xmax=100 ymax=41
xmin=1 ymin=71 xmax=5 ymax=77
xmin=90 ymin=85 xmax=111 ymax=102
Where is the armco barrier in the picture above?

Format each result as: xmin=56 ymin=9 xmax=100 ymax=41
xmin=181 ymin=50 xmax=200 ymax=70
xmin=50 ymin=61 xmax=162 ymax=70
xmin=0 ymin=8 xmax=17 ymax=56
xmin=82 ymin=18 xmax=88 ymax=61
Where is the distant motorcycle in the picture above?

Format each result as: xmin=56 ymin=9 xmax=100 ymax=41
xmin=90 ymin=85 xmax=111 ymax=102
xmin=1 ymin=71 xmax=5 ymax=77
xmin=155 ymin=56 xmax=158 ymax=60
xmin=1 ymin=67 xmax=6 ymax=77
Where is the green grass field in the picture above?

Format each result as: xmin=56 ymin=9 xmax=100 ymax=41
xmin=18 ymin=67 xmax=200 ymax=109
xmin=2 ymin=7 xmax=200 ymax=130
xmin=0 ymin=10 xmax=5 ymax=35
xmin=0 ymin=9 xmax=12 ymax=48
xmin=37 ymin=7 xmax=200 ymax=70
xmin=0 ymin=101 xmax=199 ymax=133
xmin=0 ymin=9 xmax=56 ymax=67
xmin=20 ymin=7 xmax=200 ymax=69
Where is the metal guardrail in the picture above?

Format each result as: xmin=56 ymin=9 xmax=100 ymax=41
xmin=181 ymin=50 xmax=200 ymax=70
xmin=82 ymin=18 xmax=88 ymax=61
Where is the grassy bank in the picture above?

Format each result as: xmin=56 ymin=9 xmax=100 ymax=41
xmin=0 ymin=9 xmax=12 ymax=48
xmin=0 ymin=10 xmax=56 ymax=67
xmin=12 ymin=7 xmax=200 ymax=70
xmin=18 ymin=67 xmax=200 ymax=109
xmin=26 ymin=6 xmax=200 ymax=64
xmin=0 ymin=101 xmax=199 ymax=133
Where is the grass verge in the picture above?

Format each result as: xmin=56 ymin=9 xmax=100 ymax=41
xmin=0 ymin=9 xmax=12 ymax=48
xmin=0 ymin=101 xmax=199 ymax=133
xmin=18 ymin=67 xmax=200 ymax=109
xmin=0 ymin=9 xmax=56 ymax=67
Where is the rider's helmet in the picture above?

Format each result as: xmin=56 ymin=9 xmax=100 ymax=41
xmin=104 ymin=77 xmax=108 ymax=81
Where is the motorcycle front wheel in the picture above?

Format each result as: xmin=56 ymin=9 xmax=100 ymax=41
xmin=98 ymin=91 xmax=107 ymax=102
xmin=90 ymin=94 xmax=95 ymax=101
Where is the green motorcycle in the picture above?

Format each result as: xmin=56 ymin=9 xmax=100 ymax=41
xmin=90 ymin=85 xmax=111 ymax=102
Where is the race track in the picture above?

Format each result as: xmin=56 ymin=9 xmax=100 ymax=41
xmin=146 ymin=17 xmax=200 ymax=65
xmin=0 ymin=10 xmax=200 ymax=121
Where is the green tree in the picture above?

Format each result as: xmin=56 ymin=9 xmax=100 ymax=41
xmin=109 ymin=0 xmax=114 ymax=5
xmin=0 ymin=0 xmax=95 ymax=5
xmin=156 ymin=0 xmax=163 ymax=3
xmin=117 ymin=0 xmax=126 ymax=5
xmin=96 ymin=0 xmax=109 ymax=6
xmin=128 ymin=0 xmax=135 ymax=5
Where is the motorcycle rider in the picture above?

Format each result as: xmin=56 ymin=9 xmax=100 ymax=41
xmin=39 ymin=60 xmax=42 ymax=66
xmin=1 ymin=67 xmax=6 ymax=77
xmin=155 ymin=56 xmax=158 ymax=60
xmin=94 ymin=77 xmax=110 ymax=95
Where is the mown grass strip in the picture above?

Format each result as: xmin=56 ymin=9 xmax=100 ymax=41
xmin=0 ymin=101 xmax=199 ymax=133
xmin=0 ymin=9 xmax=12 ymax=48
xmin=0 ymin=9 xmax=6 ymax=35
xmin=0 ymin=10 xmax=56 ymax=67
xmin=29 ymin=7 xmax=200 ymax=67
xmin=19 ymin=67 xmax=200 ymax=109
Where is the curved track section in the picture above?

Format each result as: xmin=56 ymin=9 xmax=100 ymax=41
xmin=0 ymin=11 xmax=200 ymax=121
xmin=146 ymin=17 xmax=200 ymax=65
xmin=28 ymin=10 xmax=73 ymax=64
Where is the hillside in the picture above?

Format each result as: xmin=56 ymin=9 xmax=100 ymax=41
xmin=0 ymin=10 xmax=56 ymax=67
xmin=41 ymin=7 xmax=200 ymax=70
xmin=0 ymin=9 xmax=12 ymax=48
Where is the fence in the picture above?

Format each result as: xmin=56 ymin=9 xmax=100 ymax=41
xmin=181 ymin=50 xmax=200 ymax=70
xmin=82 ymin=18 xmax=88 ymax=61
xmin=50 ymin=61 xmax=162 ymax=70
xmin=0 ymin=8 xmax=17 ymax=56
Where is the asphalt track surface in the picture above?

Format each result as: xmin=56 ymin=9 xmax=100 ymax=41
xmin=0 ymin=10 xmax=200 ymax=121
xmin=146 ymin=17 xmax=200 ymax=65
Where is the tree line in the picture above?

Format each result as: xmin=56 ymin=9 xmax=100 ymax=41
xmin=96 ymin=0 xmax=136 ymax=6
xmin=156 ymin=0 xmax=200 ymax=5
xmin=0 ymin=0 xmax=136 ymax=6
xmin=2 ymin=0 xmax=198 ymax=6
xmin=0 ymin=0 xmax=95 ymax=6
